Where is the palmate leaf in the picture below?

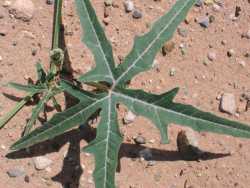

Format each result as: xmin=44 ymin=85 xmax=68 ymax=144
xmin=10 ymin=0 xmax=250 ymax=188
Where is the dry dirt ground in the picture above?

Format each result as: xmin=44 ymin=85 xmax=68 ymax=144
xmin=0 ymin=0 xmax=250 ymax=188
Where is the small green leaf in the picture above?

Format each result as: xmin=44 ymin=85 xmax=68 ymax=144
xmin=75 ymin=0 xmax=116 ymax=84
xmin=7 ymin=82 xmax=46 ymax=93
xmin=36 ymin=62 xmax=47 ymax=83
xmin=23 ymin=91 xmax=53 ymax=136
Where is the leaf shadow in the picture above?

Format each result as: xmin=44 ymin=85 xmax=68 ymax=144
xmin=7 ymin=125 xmax=231 ymax=188
xmin=117 ymin=143 xmax=231 ymax=172
xmin=6 ymin=124 xmax=96 ymax=188
xmin=2 ymin=93 xmax=24 ymax=102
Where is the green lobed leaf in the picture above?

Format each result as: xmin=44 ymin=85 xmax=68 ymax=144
xmin=114 ymin=0 xmax=196 ymax=87
xmin=11 ymin=85 xmax=106 ymax=150
xmin=75 ymin=0 xmax=116 ymax=84
xmin=84 ymin=97 xmax=122 ymax=188
xmin=113 ymin=88 xmax=250 ymax=140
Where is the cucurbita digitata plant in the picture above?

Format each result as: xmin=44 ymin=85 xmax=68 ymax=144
xmin=3 ymin=0 xmax=250 ymax=188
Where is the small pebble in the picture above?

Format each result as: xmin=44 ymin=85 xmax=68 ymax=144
xmin=31 ymin=49 xmax=37 ymax=56
xmin=123 ymin=111 xmax=136 ymax=124
xmin=177 ymin=27 xmax=188 ymax=37
xmin=227 ymin=49 xmax=235 ymax=57
xmin=134 ymin=135 xmax=146 ymax=145
xmin=103 ymin=17 xmax=111 ymax=25
xmin=207 ymin=51 xmax=216 ymax=61
xmin=220 ymin=93 xmax=236 ymax=115
xmin=169 ymin=68 xmax=176 ymax=77
xmin=0 ymin=29 xmax=8 ymax=36
xmin=221 ymin=40 xmax=227 ymax=45
xmin=46 ymin=0 xmax=54 ymax=5
xmin=0 ymin=144 xmax=6 ymax=149
xmin=33 ymin=156 xmax=53 ymax=170
xmin=148 ymin=139 xmax=155 ymax=144
xmin=195 ymin=0 xmax=203 ymax=7
xmin=162 ymin=41 xmax=175 ymax=56
xmin=209 ymin=15 xmax=215 ymax=23
xmin=147 ymin=160 xmax=156 ymax=167
xmin=3 ymin=0 xmax=11 ymax=7
xmin=132 ymin=9 xmax=142 ymax=19
xmin=139 ymin=148 xmax=153 ymax=160
xmin=242 ymin=30 xmax=250 ymax=39
xmin=0 ymin=13 xmax=4 ymax=19
xmin=235 ymin=6 xmax=241 ymax=17
xmin=238 ymin=60 xmax=246 ymax=67
xmin=104 ymin=0 xmax=112 ymax=6
xmin=7 ymin=167 xmax=26 ymax=177
xmin=124 ymin=0 xmax=134 ymax=12
xmin=24 ymin=175 xmax=30 ymax=183
xmin=212 ymin=4 xmax=221 ymax=12
xmin=198 ymin=16 xmax=209 ymax=28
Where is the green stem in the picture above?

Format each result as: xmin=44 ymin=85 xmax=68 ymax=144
xmin=52 ymin=0 xmax=63 ymax=50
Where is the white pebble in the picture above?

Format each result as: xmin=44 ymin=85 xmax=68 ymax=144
xmin=123 ymin=0 xmax=134 ymax=12
xmin=123 ymin=111 xmax=136 ymax=124
xmin=33 ymin=156 xmax=53 ymax=170
xmin=238 ymin=60 xmax=246 ymax=67
xmin=207 ymin=52 xmax=216 ymax=61
xmin=220 ymin=93 xmax=236 ymax=115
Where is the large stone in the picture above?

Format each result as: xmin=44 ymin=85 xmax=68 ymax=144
xmin=9 ymin=0 xmax=34 ymax=22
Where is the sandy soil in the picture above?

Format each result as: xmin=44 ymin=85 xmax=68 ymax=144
xmin=0 ymin=0 xmax=250 ymax=188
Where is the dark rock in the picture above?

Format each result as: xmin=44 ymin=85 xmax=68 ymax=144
xmin=132 ymin=9 xmax=142 ymax=19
